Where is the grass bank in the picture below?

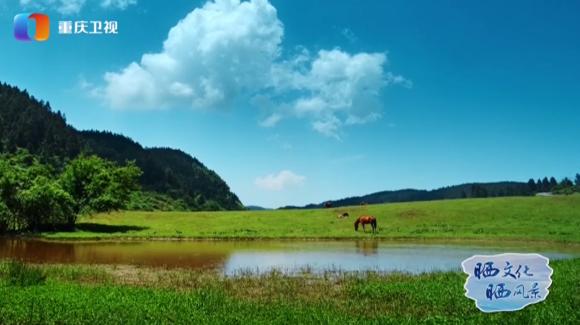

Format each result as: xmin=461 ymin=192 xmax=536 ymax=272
xmin=0 ymin=259 xmax=578 ymax=324
xmin=40 ymin=195 xmax=580 ymax=243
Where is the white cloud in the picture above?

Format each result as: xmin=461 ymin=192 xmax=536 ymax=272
xmin=78 ymin=75 xmax=102 ymax=97
xmin=19 ymin=0 xmax=86 ymax=14
xmin=59 ymin=0 xmax=85 ymax=14
xmin=103 ymin=63 xmax=159 ymax=108
xmin=312 ymin=116 xmax=341 ymax=139
xmin=260 ymin=113 xmax=282 ymax=127
xmin=94 ymin=0 xmax=408 ymax=138
xmin=101 ymin=0 xmax=137 ymax=10
xmin=19 ymin=0 xmax=136 ymax=14
xmin=100 ymin=0 xmax=283 ymax=110
xmin=341 ymin=28 xmax=357 ymax=43
xmin=270 ymin=49 xmax=408 ymax=137
xmin=255 ymin=170 xmax=305 ymax=191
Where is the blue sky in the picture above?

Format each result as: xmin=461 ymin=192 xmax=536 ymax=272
xmin=1 ymin=0 xmax=579 ymax=208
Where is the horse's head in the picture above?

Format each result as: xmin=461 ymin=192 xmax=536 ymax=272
xmin=354 ymin=219 xmax=359 ymax=231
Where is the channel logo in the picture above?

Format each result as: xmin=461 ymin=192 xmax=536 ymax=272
xmin=14 ymin=13 xmax=50 ymax=42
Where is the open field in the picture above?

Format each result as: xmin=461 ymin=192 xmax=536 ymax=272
xmin=3 ymin=195 xmax=579 ymax=324
xmin=0 ymin=258 xmax=578 ymax=324
xmin=39 ymin=195 xmax=580 ymax=243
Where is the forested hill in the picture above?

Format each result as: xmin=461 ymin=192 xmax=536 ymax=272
xmin=0 ymin=82 xmax=243 ymax=210
xmin=281 ymin=182 xmax=534 ymax=209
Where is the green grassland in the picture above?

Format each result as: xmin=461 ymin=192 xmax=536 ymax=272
xmin=41 ymin=195 xmax=580 ymax=243
xmin=0 ymin=259 xmax=578 ymax=324
xmin=3 ymin=195 xmax=579 ymax=324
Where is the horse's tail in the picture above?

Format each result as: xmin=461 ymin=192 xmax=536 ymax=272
xmin=371 ymin=218 xmax=377 ymax=230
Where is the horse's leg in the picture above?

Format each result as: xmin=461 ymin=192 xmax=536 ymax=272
xmin=363 ymin=224 xmax=366 ymax=233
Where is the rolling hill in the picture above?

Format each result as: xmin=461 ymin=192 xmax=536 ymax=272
xmin=0 ymin=82 xmax=242 ymax=210
xmin=281 ymin=182 xmax=534 ymax=209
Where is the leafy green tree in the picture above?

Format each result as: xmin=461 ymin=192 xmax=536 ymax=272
xmin=575 ymin=173 xmax=580 ymax=191
xmin=0 ymin=150 xmax=53 ymax=232
xmin=0 ymin=151 xmax=142 ymax=233
xmin=17 ymin=176 xmax=75 ymax=231
xmin=59 ymin=155 xmax=142 ymax=213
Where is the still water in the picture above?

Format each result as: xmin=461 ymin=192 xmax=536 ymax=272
xmin=0 ymin=238 xmax=577 ymax=275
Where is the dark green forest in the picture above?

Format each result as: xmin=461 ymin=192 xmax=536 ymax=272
xmin=0 ymin=82 xmax=243 ymax=211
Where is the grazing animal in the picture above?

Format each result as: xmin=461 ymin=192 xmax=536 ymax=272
xmin=354 ymin=215 xmax=377 ymax=233
xmin=337 ymin=212 xmax=349 ymax=219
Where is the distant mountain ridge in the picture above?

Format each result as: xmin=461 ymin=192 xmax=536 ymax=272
xmin=280 ymin=181 xmax=533 ymax=209
xmin=245 ymin=205 xmax=271 ymax=211
xmin=0 ymin=82 xmax=242 ymax=210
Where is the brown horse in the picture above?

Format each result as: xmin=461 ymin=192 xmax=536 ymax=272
xmin=354 ymin=215 xmax=377 ymax=233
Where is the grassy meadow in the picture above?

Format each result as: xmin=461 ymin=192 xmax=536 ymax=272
xmin=40 ymin=195 xmax=580 ymax=243
xmin=0 ymin=258 xmax=578 ymax=324
xmin=1 ymin=195 xmax=579 ymax=324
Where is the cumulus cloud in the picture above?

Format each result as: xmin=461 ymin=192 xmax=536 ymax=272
xmin=255 ymin=170 xmax=305 ymax=191
xmin=19 ymin=0 xmax=136 ymax=14
xmin=100 ymin=0 xmax=282 ymax=109
xmin=94 ymin=0 xmax=408 ymax=137
xmin=269 ymin=49 xmax=409 ymax=138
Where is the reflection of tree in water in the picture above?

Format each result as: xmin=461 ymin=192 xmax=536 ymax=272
xmin=74 ymin=242 xmax=230 ymax=270
xmin=355 ymin=240 xmax=379 ymax=256
xmin=0 ymin=238 xmax=231 ymax=270
xmin=0 ymin=238 xmax=76 ymax=263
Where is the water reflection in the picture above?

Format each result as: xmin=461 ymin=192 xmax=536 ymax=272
xmin=1 ymin=239 xmax=77 ymax=263
xmin=0 ymin=238 xmax=229 ymax=269
xmin=0 ymin=238 xmax=577 ymax=275
xmin=355 ymin=240 xmax=379 ymax=256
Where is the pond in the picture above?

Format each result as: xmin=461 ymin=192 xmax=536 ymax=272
xmin=0 ymin=238 xmax=577 ymax=275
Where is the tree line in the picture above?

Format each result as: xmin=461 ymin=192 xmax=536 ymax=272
xmin=0 ymin=150 xmax=141 ymax=233
xmin=527 ymin=175 xmax=580 ymax=195
xmin=283 ymin=175 xmax=580 ymax=210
